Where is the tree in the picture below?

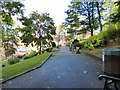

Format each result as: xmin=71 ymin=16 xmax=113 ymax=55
xmin=0 ymin=1 xmax=24 ymax=57
xmin=111 ymin=1 xmax=120 ymax=23
xmin=102 ymin=0 xmax=117 ymax=23
xmin=65 ymin=2 xmax=80 ymax=38
xmin=102 ymin=0 xmax=120 ymax=31
xmin=64 ymin=2 xmax=100 ymax=36
xmin=19 ymin=11 xmax=56 ymax=54
xmin=96 ymin=2 xmax=103 ymax=31
xmin=0 ymin=1 xmax=24 ymax=25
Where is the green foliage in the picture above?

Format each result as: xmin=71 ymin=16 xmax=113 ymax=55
xmin=1 ymin=59 xmax=9 ymax=67
xmin=21 ymin=33 xmax=35 ymax=46
xmin=73 ymin=42 xmax=81 ymax=47
xmin=0 ymin=1 xmax=24 ymax=25
xmin=51 ymin=42 xmax=56 ymax=48
xmin=82 ymin=39 xmax=94 ymax=50
xmin=65 ymin=42 xmax=71 ymax=47
xmin=0 ymin=1 xmax=24 ymax=57
xmin=65 ymin=10 xmax=80 ymax=36
xmin=5 ymin=45 xmax=16 ymax=57
xmin=64 ymin=2 xmax=103 ymax=36
xmin=19 ymin=11 xmax=56 ymax=54
xmin=2 ymin=52 xmax=53 ymax=80
xmin=82 ymin=24 xmax=120 ymax=50
xmin=8 ymin=57 xmax=20 ymax=65
xmin=24 ymin=51 xmax=38 ymax=60
xmin=45 ymin=48 xmax=53 ymax=52
xmin=111 ymin=1 xmax=120 ymax=23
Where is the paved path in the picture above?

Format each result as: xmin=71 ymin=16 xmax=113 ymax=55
xmin=2 ymin=46 xmax=104 ymax=88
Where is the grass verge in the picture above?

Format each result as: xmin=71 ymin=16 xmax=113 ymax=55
xmin=80 ymin=48 xmax=102 ymax=59
xmin=88 ymin=49 xmax=102 ymax=59
xmin=1 ymin=52 xmax=53 ymax=81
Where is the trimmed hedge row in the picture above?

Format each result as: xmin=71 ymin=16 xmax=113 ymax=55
xmin=8 ymin=57 xmax=20 ymax=65
xmin=23 ymin=51 xmax=38 ymax=60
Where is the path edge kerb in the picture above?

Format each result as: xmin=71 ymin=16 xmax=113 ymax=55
xmin=83 ymin=52 xmax=102 ymax=61
xmin=1 ymin=53 xmax=53 ymax=83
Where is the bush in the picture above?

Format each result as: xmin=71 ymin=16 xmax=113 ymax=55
xmin=23 ymin=55 xmax=31 ymax=60
xmin=45 ymin=48 xmax=53 ymax=52
xmin=79 ymin=42 xmax=84 ymax=48
xmin=73 ymin=42 xmax=81 ymax=47
xmin=8 ymin=57 xmax=20 ymax=65
xmin=82 ymin=24 xmax=120 ymax=49
xmin=17 ymin=54 xmax=25 ymax=59
xmin=97 ymin=31 xmax=109 ymax=46
xmin=84 ymin=39 xmax=94 ymax=50
xmin=66 ymin=42 xmax=71 ymax=47
xmin=51 ymin=42 xmax=56 ymax=48
xmin=24 ymin=51 xmax=38 ymax=60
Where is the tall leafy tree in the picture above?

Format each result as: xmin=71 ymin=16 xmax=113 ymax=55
xmin=111 ymin=1 xmax=120 ymax=23
xmin=19 ymin=11 xmax=56 ymax=54
xmin=64 ymin=2 xmax=100 ymax=36
xmin=0 ymin=1 xmax=24 ymax=57
xmin=65 ymin=2 xmax=80 ymax=38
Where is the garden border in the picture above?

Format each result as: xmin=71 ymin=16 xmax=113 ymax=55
xmin=1 ymin=53 xmax=53 ymax=83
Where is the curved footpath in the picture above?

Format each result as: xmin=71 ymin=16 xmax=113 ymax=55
xmin=2 ymin=46 xmax=104 ymax=88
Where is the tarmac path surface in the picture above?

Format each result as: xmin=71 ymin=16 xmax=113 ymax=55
xmin=2 ymin=46 xmax=104 ymax=88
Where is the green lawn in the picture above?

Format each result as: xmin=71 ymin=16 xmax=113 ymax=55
xmin=1 ymin=52 xmax=53 ymax=81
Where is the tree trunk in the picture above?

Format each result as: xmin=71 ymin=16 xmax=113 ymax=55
xmin=92 ymin=2 xmax=94 ymax=28
xmin=2 ymin=28 xmax=4 ymax=46
xmin=39 ymin=35 xmax=42 ymax=54
xmin=96 ymin=2 xmax=102 ymax=31
xmin=87 ymin=3 xmax=93 ymax=36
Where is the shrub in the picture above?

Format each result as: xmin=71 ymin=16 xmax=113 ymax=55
xmin=82 ymin=24 xmax=120 ymax=49
xmin=51 ymin=42 xmax=56 ymax=48
xmin=73 ymin=42 xmax=81 ymax=48
xmin=17 ymin=54 xmax=25 ymax=59
xmin=85 ymin=40 xmax=94 ymax=50
xmin=24 ymin=51 xmax=38 ymax=60
xmin=8 ymin=57 xmax=20 ymax=65
xmin=66 ymin=42 xmax=71 ymax=47
xmin=79 ymin=41 xmax=84 ymax=48
xmin=98 ymin=31 xmax=109 ymax=46
xmin=45 ymin=48 xmax=53 ymax=52
xmin=23 ymin=56 xmax=30 ymax=60
xmin=90 ymin=35 xmax=103 ymax=48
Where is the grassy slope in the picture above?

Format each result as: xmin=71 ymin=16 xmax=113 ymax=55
xmin=1 ymin=52 xmax=53 ymax=80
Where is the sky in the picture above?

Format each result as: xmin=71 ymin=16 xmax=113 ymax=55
xmin=22 ymin=0 xmax=71 ymax=26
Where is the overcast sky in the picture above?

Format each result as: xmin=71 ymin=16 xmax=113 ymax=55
xmin=21 ymin=0 xmax=71 ymax=26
